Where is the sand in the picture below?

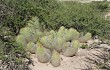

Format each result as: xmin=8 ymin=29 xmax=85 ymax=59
xmin=29 ymin=49 xmax=108 ymax=70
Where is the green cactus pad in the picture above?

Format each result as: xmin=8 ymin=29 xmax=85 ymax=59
xmin=36 ymin=42 xmax=51 ymax=63
xmin=16 ymin=35 xmax=27 ymax=47
xmin=50 ymin=30 xmax=55 ymax=34
xmin=26 ymin=42 xmax=37 ymax=53
xmin=40 ymin=36 xmax=53 ymax=50
xmin=62 ymin=42 xmax=70 ymax=53
xmin=57 ymin=26 xmax=65 ymax=37
xmin=79 ymin=32 xmax=92 ymax=43
xmin=84 ymin=32 xmax=92 ymax=40
xmin=68 ymin=28 xmax=79 ymax=41
xmin=60 ymin=26 xmax=65 ymax=30
xmin=27 ymin=17 xmax=40 ymax=30
xmin=54 ymin=37 xmax=65 ymax=52
xmin=63 ymin=40 xmax=79 ymax=57
xmin=20 ymin=27 xmax=35 ymax=42
xmin=50 ymin=50 xmax=61 ymax=67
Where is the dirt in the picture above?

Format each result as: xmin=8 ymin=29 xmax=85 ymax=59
xmin=29 ymin=48 xmax=109 ymax=70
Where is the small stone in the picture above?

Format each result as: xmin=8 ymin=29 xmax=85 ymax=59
xmin=87 ymin=39 xmax=94 ymax=46
xmin=99 ymin=44 xmax=108 ymax=48
xmin=24 ymin=58 xmax=29 ymax=63
xmin=94 ymin=39 xmax=100 ymax=44
xmin=94 ymin=35 xmax=98 ymax=39
xmin=0 ymin=60 xmax=2 ymax=64
xmin=94 ymin=45 xmax=101 ymax=48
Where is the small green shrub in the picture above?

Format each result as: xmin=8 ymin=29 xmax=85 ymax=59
xmin=92 ymin=1 xmax=109 ymax=11
xmin=80 ymin=44 xmax=88 ymax=49
xmin=1 ymin=0 xmax=110 ymax=39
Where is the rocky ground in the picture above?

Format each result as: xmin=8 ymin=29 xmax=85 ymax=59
xmin=28 ymin=49 xmax=109 ymax=70
xmin=28 ymin=37 xmax=110 ymax=70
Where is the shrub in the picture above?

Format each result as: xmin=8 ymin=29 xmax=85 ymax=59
xmin=92 ymin=1 xmax=109 ymax=11
xmin=1 ymin=0 xmax=110 ymax=39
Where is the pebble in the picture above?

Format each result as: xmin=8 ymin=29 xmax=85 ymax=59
xmin=94 ymin=39 xmax=101 ymax=44
xmin=87 ymin=40 xmax=94 ymax=46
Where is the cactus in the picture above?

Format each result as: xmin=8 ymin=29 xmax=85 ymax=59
xmin=20 ymin=27 xmax=35 ymax=42
xmin=43 ymin=30 xmax=50 ymax=36
xmin=84 ymin=32 xmax=92 ymax=41
xmin=50 ymin=50 xmax=61 ymax=67
xmin=25 ymin=42 xmax=37 ymax=54
xmin=57 ymin=26 xmax=65 ymax=38
xmin=16 ymin=21 xmax=93 ymax=67
xmin=36 ymin=42 xmax=51 ymax=63
xmin=54 ymin=37 xmax=65 ymax=52
xmin=50 ymin=30 xmax=55 ymax=34
xmin=20 ymin=27 xmax=31 ymax=36
xmin=40 ymin=36 xmax=53 ymax=50
xmin=72 ymin=30 xmax=80 ymax=40
xmin=16 ymin=35 xmax=27 ymax=47
xmin=62 ymin=42 xmax=70 ymax=53
xmin=67 ymin=28 xmax=80 ymax=41
xmin=60 ymin=26 xmax=65 ymax=30
xmin=28 ymin=17 xmax=40 ymax=30
xmin=63 ymin=40 xmax=79 ymax=57
xmin=63 ymin=29 xmax=70 ymax=41
xmin=35 ymin=30 xmax=44 ymax=38
xmin=79 ymin=32 xmax=92 ymax=43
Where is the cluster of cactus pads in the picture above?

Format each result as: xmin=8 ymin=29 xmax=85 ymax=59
xmin=16 ymin=17 xmax=92 ymax=67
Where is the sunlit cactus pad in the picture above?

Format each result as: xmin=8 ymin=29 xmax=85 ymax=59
xmin=16 ymin=17 xmax=92 ymax=67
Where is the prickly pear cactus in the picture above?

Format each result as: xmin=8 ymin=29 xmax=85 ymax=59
xmin=63 ymin=40 xmax=79 ymax=57
xmin=50 ymin=30 xmax=56 ymax=35
xmin=62 ymin=42 xmax=70 ymax=53
xmin=40 ymin=36 xmax=53 ymax=50
xmin=67 ymin=28 xmax=80 ymax=41
xmin=84 ymin=33 xmax=92 ymax=41
xmin=57 ymin=26 xmax=65 ymax=38
xmin=36 ymin=42 xmax=51 ymax=63
xmin=20 ymin=27 xmax=36 ymax=42
xmin=79 ymin=32 xmax=92 ymax=43
xmin=50 ymin=50 xmax=61 ymax=67
xmin=16 ymin=35 xmax=27 ymax=47
xmin=28 ymin=17 xmax=40 ymax=30
xmin=64 ymin=29 xmax=69 ymax=41
xmin=25 ymin=42 xmax=37 ymax=54
xmin=54 ymin=37 xmax=65 ymax=52
xmin=16 ymin=18 xmax=93 ymax=67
